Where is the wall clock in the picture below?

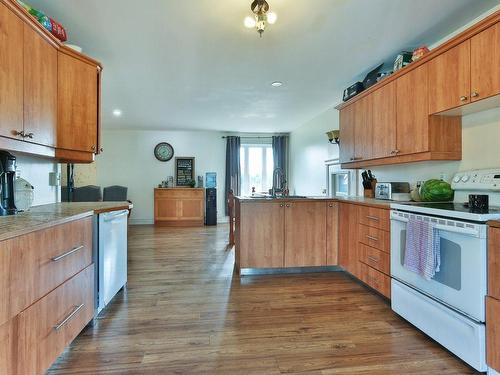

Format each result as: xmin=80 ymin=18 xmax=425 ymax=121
xmin=154 ymin=142 xmax=174 ymax=162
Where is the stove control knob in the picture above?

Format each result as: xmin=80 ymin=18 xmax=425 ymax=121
xmin=461 ymin=175 xmax=470 ymax=182
xmin=453 ymin=175 xmax=461 ymax=183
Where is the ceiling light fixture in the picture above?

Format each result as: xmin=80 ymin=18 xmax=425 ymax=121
xmin=112 ymin=109 xmax=122 ymax=117
xmin=271 ymin=81 xmax=283 ymax=87
xmin=243 ymin=0 xmax=277 ymax=37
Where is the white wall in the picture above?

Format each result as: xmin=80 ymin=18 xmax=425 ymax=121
xmin=96 ymin=129 xmax=226 ymax=224
xmin=13 ymin=154 xmax=59 ymax=206
xmin=289 ymin=107 xmax=340 ymax=196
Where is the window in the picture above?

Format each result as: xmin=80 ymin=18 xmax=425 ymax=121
xmin=240 ymin=144 xmax=274 ymax=196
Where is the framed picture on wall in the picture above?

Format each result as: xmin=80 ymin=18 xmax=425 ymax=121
xmin=175 ymin=157 xmax=195 ymax=187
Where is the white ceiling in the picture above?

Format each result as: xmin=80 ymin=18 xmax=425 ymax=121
xmin=29 ymin=0 xmax=499 ymax=132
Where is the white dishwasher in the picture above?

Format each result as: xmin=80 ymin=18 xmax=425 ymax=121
xmin=97 ymin=209 xmax=128 ymax=313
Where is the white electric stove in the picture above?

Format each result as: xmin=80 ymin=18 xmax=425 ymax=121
xmin=390 ymin=168 xmax=500 ymax=372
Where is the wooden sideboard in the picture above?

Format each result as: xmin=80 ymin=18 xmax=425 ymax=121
xmin=0 ymin=216 xmax=94 ymax=375
xmin=0 ymin=0 xmax=101 ymax=163
xmin=154 ymin=188 xmax=205 ymax=227
xmin=336 ymin=10 xmax=500 ymax=169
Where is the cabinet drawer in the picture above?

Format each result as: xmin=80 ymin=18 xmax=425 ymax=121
xmin=487 ymin=296 xmax=500 ymax=371
xmin=3 ymin=217 xmax=92 ymax=325
xmin=17 ymin=265 xmax=94 ymax=375
xmin=358 ymin=224 xmax=389 ymax=253
xmin=360 ymin=262 xmax=391 ymax=299
xmin=155 ymin=189 xmax=204 ymax=199
xmin=359 ymin=243 xmax=390 ymax=275
xmin=358 ymin=206 xmax=390 ymax=231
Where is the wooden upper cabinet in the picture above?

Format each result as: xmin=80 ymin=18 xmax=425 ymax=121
xmin=428 ymin=41 xmax=471 ymax=114
xmin=57 ymin=51 xmax=99 ymax=153
xmin=284 ymin=201 xmax=327 ymax=267
xmin=471 ymin=22 xmax=500 ymax=102
xmin=339 ymin=103 xmax=355 ymax=163
xmin=396 ymin=64 xmax=429 ymax=155
xmin=371 ymin=81 xmax=396 ymax=159
xmin=23 ymin=24 xmax=57 ymax=147
xmin=353 ymin=96 xmax=373 ymax=161
xmin=0 ymin=3 xmax=23 ymax=140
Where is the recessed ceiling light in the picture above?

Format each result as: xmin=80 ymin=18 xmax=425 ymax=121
xmin=271 ymin=81 xmax=283 ymax=87
xmin=112 ymin=109 xmax=122 ymax=117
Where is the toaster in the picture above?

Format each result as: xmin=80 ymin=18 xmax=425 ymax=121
xmin=375 ymin=182 xmax=411 ymax=201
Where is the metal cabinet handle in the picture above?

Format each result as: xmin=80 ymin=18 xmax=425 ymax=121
xmin=366 ymin=235 xmax=379 ymax=241
xmin=328 ymin=204 xmax=334 ymax=207
xmin=390 ymin=149 xmax=400 ymax=155
xmin=25 ymin=132 xmax=34 ymax=139
xmin=367 ymin=255 xmax=379 ymax=263
xmin=460 ymin=95 xmax=468 ymax=102
xmin=51 ymin=245 xmax=84 ymax=262
xmin=471 ymin=91 xmax=479 ymax=98
xmin=366 ymin=215 xmax=380 ymax=221
xmin=285 ymin=204 xmax=291 ymax=207
xmin=99 ymin=147 xmax=104 ymax=152
xmin=279 ymin=204 xmax=284 ymax=207
xmin=14 ymin=130 xmax=25 ymax=138
xmin=91 ymin=145 xmax=96 ymax=151
xmin=54 ymin=304 xmax=85 ymax=331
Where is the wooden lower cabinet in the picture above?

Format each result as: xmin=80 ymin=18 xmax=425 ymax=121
xmin=326 ymin=202 xmax=339 ymax=265
xmin=0 ymin=318 xmax=17 ymax=375
xmin=154 ymin=188 xmax=205 ymax=226
xmin=359 ymin=243 xmax=390 ymax=275
xmin=237 ymin=202 xmax=285 ymax=268
xmin=284 ymin=201 xmax=327 ymax=267
xmin=487 ymin=296 xmax=500 ymax=371
xmin=17 ymin=265 xmax=94 ymax=375
xmin=359 ymin=262 xmax=391 ymax=299
xmin=339 ymin=203 xmax=361 ymax=278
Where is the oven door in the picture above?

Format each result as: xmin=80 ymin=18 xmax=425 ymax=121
xmin=390 ymin=210 xmax=487 ymax=322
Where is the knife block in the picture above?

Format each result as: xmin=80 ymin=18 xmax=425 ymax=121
xmin=363 ymin=179 xmax=377 ymax=198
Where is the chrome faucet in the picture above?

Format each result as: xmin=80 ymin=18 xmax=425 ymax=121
xmin=272 ymin=167 xmax=286 ymax=197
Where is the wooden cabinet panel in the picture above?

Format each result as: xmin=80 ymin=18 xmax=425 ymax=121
xmin=339 ymin=203 xmax=360 ymax=278
xmin=358 ymin=224 xmax=389 ymax=253
xmin=396 ymin=65 xmax=429 ymax=155
xmin=471 ymin=22 xmax=500 ymax=103
xmin=371 ymin=81 xmax=396 ymax=159
xmin=339 ymin=103 xmax=355 ymax=163
xmin=284 ymin=201 xmax=327 ymax=267
xmin=326 ymin=201 xmax=339 ymax=266
xmin=179 ymin=199 xmax=204 ymax=220
xmin=353 ymin=96 xmax=373 ymax=161
xmin=155 ymin=198 xmax=178 ymax=221
xmin=17 ymin=265 xmax=94 ymax=375
xmin=428 ymin=41 xmax=471 ymax=113
xmin=0 ymin=3 xmax=24 ymax=140
xmin=360 ymin=262 xmax=391 ymax=299
xmin=238 ymin=202 xmax=284 ymax=268
xmin=359 ymin=243 xmax=390 ymax=275
xmin=2 ymin=217 xmax=92 ymax=326
xmin=23 ymin=23 xmax=57 ymax=147
xmin=489 ymin=227 xmax=500 ymax=300
xmin=57 ymin=52 xmax=98 ymax=153
xmin=358 ymin=206 xmax=390 ymax=231
xmin=0 ymin=318 xmax=16 ymax=375
xmin=487 ymin=296 xmax=500 ymax=371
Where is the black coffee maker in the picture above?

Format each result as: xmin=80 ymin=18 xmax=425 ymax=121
xmin=0 ymin=151 xmax=17 ymax=216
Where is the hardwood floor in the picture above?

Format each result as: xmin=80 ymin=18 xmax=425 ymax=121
xmin=47 ymin=225 xmax=477 ymax=374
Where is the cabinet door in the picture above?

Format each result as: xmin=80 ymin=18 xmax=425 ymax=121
xmin=339 ymin=104 xmax=355 ymax=163
xmin=471 ymin=22 xmax=500 ymax=102
xmin=0 ymin=318 xmax=16 ymax=375
xmin=179 ymin=198 xmax=204 ymax=221
xmin=489 ymin=227 xmax=500 ymax=300
xmin=371 ymin=82 xmax=396 ymax=159
xmin=154 ymin=198 xmax=179 ymax=222
xmin=486 ymin=296 xmax=500 ymax=371
xmin=284 ymin=201 xmax=326 ymax=267
xmin=239 ymin=202 xmax=284 ymax=268
xmin=58 ymin=52 xmax=98 ymax=152
xmin=326 ymin=201 xmax=339 ymax=265
xmin=353 ymin=95 xmax=373 ymax=161
xmin=0 ymin=3 xmax=24 ymax=140
xmin=24 ymin=24 xmax=57 ymax=147
xmin=428 ymin=41 xmax=471 ymax=113
xmin=338 ymin=203 xmax=360 ymax=277
xmin=396 ymin=65 xmax=429 ymax=155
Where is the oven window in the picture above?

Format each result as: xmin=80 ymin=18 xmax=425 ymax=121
xmin=400 ymin=230 xmax=462 ymax=291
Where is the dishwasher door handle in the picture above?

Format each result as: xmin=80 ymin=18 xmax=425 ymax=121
xmin=103 ymin=210 xmax=129 ymax=222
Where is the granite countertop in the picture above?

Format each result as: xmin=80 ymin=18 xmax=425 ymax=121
xmin=235 ymin=195 xmax=398 ymax=209
xmin=489 ymin=220 xmax=500 ymax=229
xmin=0 ymin=201 xmax=132 ymax=242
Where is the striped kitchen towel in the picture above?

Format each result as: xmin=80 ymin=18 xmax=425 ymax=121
xmin=404 ymin=217 xmax=441 ymax=280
